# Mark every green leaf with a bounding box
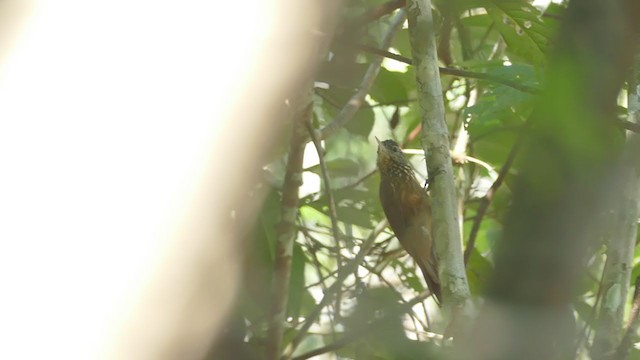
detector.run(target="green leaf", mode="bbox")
[467,217,502,256]
[393,28,412,58]
[287,244,307,319]
[460,14,493,27]
[471,130,518,168]
[257,188,281,262]
[396,259,425,293]
[629,347,640,360]
[466,249,493,294]
[464,65,537,133]
[370,68,409,104]
[306,158,361,178]
[482,0,552,65]
[345,104,375,137]
[336,205,373,228]
[316,76,375,138]
[316,60,368,89]
[574,300,595,326]
[291,334,325,358]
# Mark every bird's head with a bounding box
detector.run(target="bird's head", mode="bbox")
[376,138,408,170]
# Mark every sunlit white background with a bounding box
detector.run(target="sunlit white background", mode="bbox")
[0,0,319,358]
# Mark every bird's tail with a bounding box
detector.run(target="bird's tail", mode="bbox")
[417,257,442,305]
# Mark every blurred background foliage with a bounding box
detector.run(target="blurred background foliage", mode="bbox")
[210,1,640,359]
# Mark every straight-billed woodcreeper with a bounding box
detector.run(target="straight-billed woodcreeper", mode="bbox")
[376,138,442,303]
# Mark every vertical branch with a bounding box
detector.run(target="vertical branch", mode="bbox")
[307,121,344,323]
[266,99,313,360]
[405,0,473,327]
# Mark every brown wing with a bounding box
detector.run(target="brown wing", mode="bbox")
[379,180,409,239]
[404,222,442,303]
[380,180,442,303]
[413,192,442,303]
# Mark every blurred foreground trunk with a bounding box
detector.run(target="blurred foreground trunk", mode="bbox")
[461,1,640,359]
[592,48,640,359]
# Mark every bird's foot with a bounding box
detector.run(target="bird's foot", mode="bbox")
[423,168,445,190]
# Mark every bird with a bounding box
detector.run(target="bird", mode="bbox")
[376,138,442,303]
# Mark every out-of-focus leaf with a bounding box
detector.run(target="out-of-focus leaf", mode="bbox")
[316,60,368,89]
[468,217,502,256]
[258,188,281,262]
[307,158,361,178]
[631,261,640,287]
[300,204,331,228]
[490,184,513,218]
[287,244,307,319]
[289,334,325,358]
[337,205,373,228]
[393,27,412,57]
[306,199,373,228]
[327,158,360,177]
[238,187,280,326]
[390,107,400,129]
[629,347,640,360]
[346,105,375,137]
[482,0,552,66]
[342,287,436,359]
[461,13,493,27]
[310,186,380,224]
[575,270,598,297]
[574,300,595,327]
[299,288,317,316]
[466,249,493,294]
[335,187,374,204]
[464,64,536,139]
[316,80,375,138]
[472,130,517,168]
[370,68,408,104]
[396,260,425,293]
[481,62,541,89]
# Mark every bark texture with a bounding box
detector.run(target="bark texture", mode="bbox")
[405,0,473,332]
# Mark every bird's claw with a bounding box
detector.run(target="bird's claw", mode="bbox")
[423,168,445,190]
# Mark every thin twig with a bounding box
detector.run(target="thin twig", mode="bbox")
[617,118,640,133]
[319,10,406,140]
[283,220,389,358]
[359,262,429,335]
[266,102,313,360]
[306,120,345,323]
[348,0,405,28]
[292,290,432,360]
[299,226,336,288]
[471,23,495,58]
[575,256,609,357]
[463,126,525,264]
[614,275,640,359]
[299,224,339,334]
[355,43,540,94]
[299,167,376,205]
[367,98,417,108]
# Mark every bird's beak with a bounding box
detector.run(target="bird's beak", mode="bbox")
[375,136,388,158]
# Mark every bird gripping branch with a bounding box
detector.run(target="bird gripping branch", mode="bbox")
[376,138,442,304]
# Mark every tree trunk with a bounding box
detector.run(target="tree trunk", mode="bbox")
[405,0,474,334]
